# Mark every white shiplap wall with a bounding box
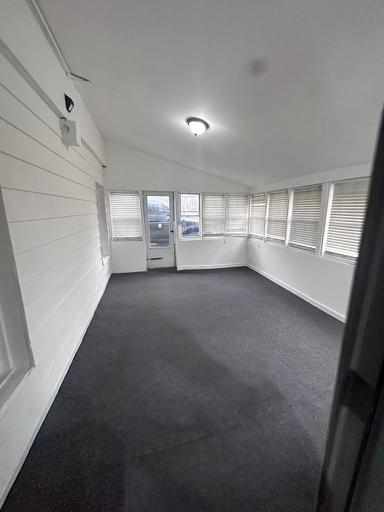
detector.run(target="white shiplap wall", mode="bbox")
[0,3,111,504]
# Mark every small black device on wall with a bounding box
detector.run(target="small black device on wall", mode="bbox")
[64,94,74,113]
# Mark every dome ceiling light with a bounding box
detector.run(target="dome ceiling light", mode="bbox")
[186,117,209,136]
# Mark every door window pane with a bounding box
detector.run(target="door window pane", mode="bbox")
[147,195,170,247]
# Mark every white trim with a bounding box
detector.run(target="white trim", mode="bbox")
[321,183,334,256]
[112,267,147,274]
[177,263,246,271]
[246,262,346,322]
[26,0,70,75]
[0,187,34,411]
[250,163,371,194]
[143,191,176,269]
[315,183,329,256]
[285,188,294,247]
[179,237,203,242]
[178,192,202,241]
[264,192,270,239]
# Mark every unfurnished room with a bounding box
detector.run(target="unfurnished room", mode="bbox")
[1,1,384,511]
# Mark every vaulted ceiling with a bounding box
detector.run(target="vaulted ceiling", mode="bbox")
[39,0,384,186]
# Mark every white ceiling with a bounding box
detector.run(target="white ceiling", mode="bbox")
[39,0,384,187]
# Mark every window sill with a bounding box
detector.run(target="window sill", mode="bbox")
[0,367,31,420]
[202,235,247,240]
[112,237,143,242]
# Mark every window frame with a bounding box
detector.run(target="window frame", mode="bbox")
[0,186,34,414]
[96,183,110,258]
[249,192,267,239]
[109,190,144,241]
[202,193,227,238]
[174,177,369,266]
[321,177,370,263]
[178,192,202,241]
[225,194,249,237]
[265,189,289,243]
[287,184,323,253]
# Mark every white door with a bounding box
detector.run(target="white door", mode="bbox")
[144,192,175,269]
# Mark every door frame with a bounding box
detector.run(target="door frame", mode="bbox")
[316,108,384,511]
[142,191,176,269]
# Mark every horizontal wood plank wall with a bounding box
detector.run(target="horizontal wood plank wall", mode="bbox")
[0,50,110,505]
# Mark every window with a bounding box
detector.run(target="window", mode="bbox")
[146,195,171,247]
[202,194,226,237]
[96,184,110,257]
[0,188,32,407]
[226,195,248,236]
[266,190,288,242]
[289,185,322,252]
[249,193,266,237]
[324,178,369,260]
[180,194,201,238]
[109,191,143,240]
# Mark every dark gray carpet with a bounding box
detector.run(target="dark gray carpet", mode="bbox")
[3,267,343,512]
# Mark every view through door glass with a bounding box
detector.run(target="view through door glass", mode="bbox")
[147,195,170,247]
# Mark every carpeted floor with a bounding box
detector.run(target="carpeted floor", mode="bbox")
[3,267,343,512]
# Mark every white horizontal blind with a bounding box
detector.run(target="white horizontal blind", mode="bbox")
[324,178,369,260]
[202,194,226,236]
[180,194,200,217]
[266,190,288,242]
[226,195,248,236]
[109,191,143,239]
[289,185,322,251]
[180,193,200,238]
[249,193,266,237]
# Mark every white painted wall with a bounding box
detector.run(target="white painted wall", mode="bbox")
[0,0,110,505]
[177,238,246,270]
[246,163,372,321]
[105,140,247,193]
[111,240,147,273]
[247,239,355,321]
[105,140,248,273]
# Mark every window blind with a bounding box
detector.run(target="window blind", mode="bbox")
[109,191,143,239]
[180,193,200,238]
[324,178,369,260]
[289,185,322,251]
[266,190,288,241]
[249,193,266,237]
[180,194,200,217]
[226,195,248,236]
[202,194,226,236]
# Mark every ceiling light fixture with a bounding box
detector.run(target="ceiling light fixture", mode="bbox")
[186,117,209,136]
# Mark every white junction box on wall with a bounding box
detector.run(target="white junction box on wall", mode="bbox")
[60,118,81,146]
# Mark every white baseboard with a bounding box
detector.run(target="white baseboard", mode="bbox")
[177,262,246,271]
[112,268,147,274]
[0,269,111,508]
[246,263,345,322]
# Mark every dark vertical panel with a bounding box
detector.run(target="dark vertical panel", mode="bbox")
[317,108,384,512]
